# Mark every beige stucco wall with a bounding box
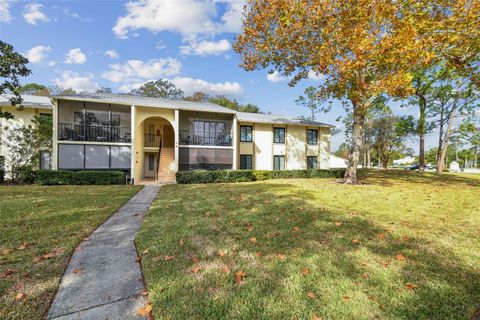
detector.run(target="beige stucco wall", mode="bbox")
[319,127,331,169]
[285,125,306,170]
[253,123,273,170]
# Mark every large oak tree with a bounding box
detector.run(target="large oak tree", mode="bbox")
[234,0,478,183]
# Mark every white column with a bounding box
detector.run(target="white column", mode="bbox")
[174,109,179,172]
[52,98,58,170]
[130,105,136,182]
[232,116,238,170]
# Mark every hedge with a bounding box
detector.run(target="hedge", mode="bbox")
[37,170,126,185]
[176,169,345,184]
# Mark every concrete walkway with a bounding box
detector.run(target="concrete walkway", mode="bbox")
[47,186,160,320]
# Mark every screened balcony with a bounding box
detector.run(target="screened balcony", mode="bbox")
[178,111,234,147]
[57,100,131,143]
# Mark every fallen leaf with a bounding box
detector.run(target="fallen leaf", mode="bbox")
[83,237,90,241]
[395,254,406,261]
[302,268,310,276]
[1,269,15,279]
[223,265,230,274]
[255,252,262,257]
[17,242,28,250]
[405,283,418,290]
[368,295,377,301]
[307,291,315,299]
[247,226,253,232]
[1,248,11,256]
[312,314,322,320]
[137,302,152,317]
[276,254,286,260]
[218,250,226,257]
[381,261,390,268]
[32,257,41,263]
[249,237,257,243]
[293,226,300,232]
[192,256,200,263]
[164,255,174,261]
[72,268,83,274]
[235,270,246,284]
[142,249,149,255]
[351,239,360,244]
[191,266,202,273]
[141,290,148,296]
[335,222,342,227]
[376,233,385,239]
[179,239,185,246]
[135,255,141,262]
[342,295,350,300]
[361,273,369,279]
[15,293,25,301]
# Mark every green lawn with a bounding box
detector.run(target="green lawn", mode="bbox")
[0,185,142,320]
[136,170,480,320]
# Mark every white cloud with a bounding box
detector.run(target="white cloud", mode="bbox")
[53,71,99,92]
[308,70,325,80]
[65,48,87,64]
[180,39,231,56]
[155,41,166,50]
[171,76,243,97]
[62,8,91,22]
[23,3,50,25]
[25,45,51,64]
[48,61,56,66]
[0,0,13,23]
[112,0,243,39]
[267,71,287,83]
[102,58,182,85]
[105,49,119,59]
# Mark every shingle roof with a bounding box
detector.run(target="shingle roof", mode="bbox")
[53,92,333,127]
[0,94,52,109]
[237,112,332,127]
[53,93,236,114]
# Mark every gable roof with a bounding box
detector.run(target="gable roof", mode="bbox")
[0,94,53,109]
[53,93,236,114]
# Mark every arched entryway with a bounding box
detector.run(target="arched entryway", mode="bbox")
[141,116,175,183]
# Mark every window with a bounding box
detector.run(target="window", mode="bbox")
[307,156,318,169]
[240,125,253,142]
[274,155,285,170]
[240,155,253,170]
[307,129,318,145]
[193,120,226,145]
[274,127,286,143]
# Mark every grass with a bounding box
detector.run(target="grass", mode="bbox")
[0,184,142,320]
[136,170,480,320]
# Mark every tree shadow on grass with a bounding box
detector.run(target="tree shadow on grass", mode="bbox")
[138,181,480,320]
[357,169,480,187]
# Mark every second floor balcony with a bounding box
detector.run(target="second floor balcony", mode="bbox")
[179,130,232,147]
[58,123,131,143]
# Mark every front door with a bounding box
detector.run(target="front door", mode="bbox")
[144,153,157,178]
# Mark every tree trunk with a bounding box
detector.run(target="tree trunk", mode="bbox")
[367,146,371,167]
[418,95,427,173]
[438,97,458,172]
[436,106,445,168]
[344,108,366,184]
[381,156,389,169]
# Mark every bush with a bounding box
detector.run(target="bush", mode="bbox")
[37,170,126,185]
[176,170,254,184]
[176,169,345,184]
[13,165,37,184]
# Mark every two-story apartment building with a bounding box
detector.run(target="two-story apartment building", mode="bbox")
[51,93,332,184]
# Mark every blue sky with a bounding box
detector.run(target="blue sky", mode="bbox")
[0,0,439,152]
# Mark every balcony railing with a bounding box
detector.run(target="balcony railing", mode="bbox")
[179,130,232,147]
[144,134,162,148]
[58,123,131,143]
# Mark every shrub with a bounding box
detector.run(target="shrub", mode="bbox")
[37,170,126,185]
[176,169,345,184]
[176,170,254,184]
[13,165,37,184]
